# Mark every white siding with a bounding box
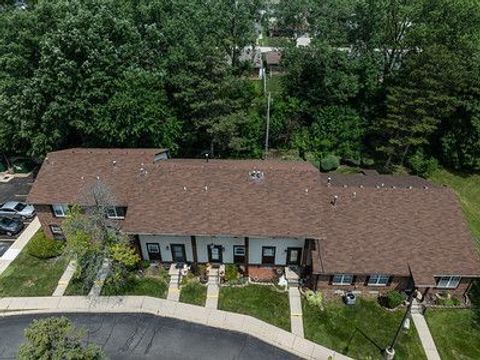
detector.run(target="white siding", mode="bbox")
[248,237,305,265]
[139,235,193,262]
[196,236,245,263]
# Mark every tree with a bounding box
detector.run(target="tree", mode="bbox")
[17,317,105,360]
[63,181,139,292]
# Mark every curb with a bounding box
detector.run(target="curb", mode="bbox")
[0,296,352,360]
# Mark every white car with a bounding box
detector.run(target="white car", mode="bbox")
[0,201,35,219]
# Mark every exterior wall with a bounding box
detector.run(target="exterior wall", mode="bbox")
[35,204,60,239]
[315,274,411,294]
[138,235,194,262]
[248,237,305,265]
[315,274,475,296]
[432,277,472,296]
[196,236,245,263]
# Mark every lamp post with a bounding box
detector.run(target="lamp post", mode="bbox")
[383,291,415,359]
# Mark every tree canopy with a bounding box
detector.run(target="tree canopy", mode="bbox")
[1,0,480,172]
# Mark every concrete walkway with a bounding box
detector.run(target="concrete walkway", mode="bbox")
[288,286,304,338]
[411,313,441,360]
[0,217,40,276]
[0,296,352,360]
[166,263,180,301]
[52,259,77,297]
[206,267,219,309]
[88,258,111,297]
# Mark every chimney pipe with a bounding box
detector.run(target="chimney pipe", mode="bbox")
[331,195,339,207]
[205,153,209,163]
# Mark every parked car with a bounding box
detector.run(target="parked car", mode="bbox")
[0,201,35,219]
[0,217,24,236]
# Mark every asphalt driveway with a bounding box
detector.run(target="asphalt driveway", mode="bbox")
[0,313,301,359]
[0,176,33,204]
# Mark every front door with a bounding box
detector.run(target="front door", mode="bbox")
[171,244,186,263]
[286,247,302,265]
[208,245,223,263]
[146,243,162,261]
[262,246,276,265]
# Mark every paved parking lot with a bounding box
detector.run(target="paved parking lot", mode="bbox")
[0,313,300,360]
[0,175,34,240]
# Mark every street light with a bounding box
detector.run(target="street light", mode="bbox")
[383,291,415,359]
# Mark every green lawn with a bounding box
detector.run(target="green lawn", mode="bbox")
[64,277,90,296]
[303,298,426,360]
[425,309,480,360]
[429,168,480,243]
[179,280,207,306]
[0,247,68,297]
[101,274,169,298]
[218,285,290,331]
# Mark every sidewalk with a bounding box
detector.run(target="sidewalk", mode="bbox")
[205,267,219,309]
[411,313,441,360]
[166,264,180,301]
[0,296,352,360]
[88,258,111,296]
[52,259,77,297]
[0,217,40,276]
[288,286,304,337]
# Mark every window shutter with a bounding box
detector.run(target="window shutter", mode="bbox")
[364,276,370,286]
[328,275,334,285]
[387,276,393,287]
[352,275,357,285]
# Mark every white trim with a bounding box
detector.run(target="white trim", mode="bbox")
[332,274,353,286]
[106,206,126,220]
[52,204,68,218]
[436,276,461,289]
[368,274,390,286]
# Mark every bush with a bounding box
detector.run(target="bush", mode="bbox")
[386,290,406,309]
[0,162,6,172]
[304,290,324,310]
[437,295,461,306]
[27,231,63,259]
[320,154,340,172]
[361,157,375,167]
[408,151,439,178]
[224,264,239,282]
[11,158,35,174]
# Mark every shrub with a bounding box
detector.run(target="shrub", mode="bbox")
[27,231,63,259]
[304,290,324,310]
[181,271,196,285]
[408,151,439,178]
[0,162,6,172]
[361,157,375,167]
[386,290,405,309]
[320,154,340,172]
[437,295,461,306]
[224,264,239,282]
[109,243,140,270]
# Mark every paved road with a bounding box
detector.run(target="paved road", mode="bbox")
[0,313,301,360]
[0,176,33,204]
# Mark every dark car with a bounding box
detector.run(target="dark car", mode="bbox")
[0,217,24,236]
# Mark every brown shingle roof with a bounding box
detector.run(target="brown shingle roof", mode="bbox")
[312,178,480,283]
[28,149,480,281]
[28,149,324,239]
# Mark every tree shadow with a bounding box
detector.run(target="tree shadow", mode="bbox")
[470,280,480,329]
[343,326,383,355]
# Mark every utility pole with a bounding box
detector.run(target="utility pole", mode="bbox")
[265,92,271,159]
[384,291,415,359]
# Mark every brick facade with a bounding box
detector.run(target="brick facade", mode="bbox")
[35,204,62,239]
[314,274,475,296]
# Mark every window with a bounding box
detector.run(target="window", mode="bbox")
[436,276,461,289]
[262,246,275,265]
[105,206,126,219]
[49,225,64,240]
[368,274,390,286]
[233,246,245,256]
[332,274,353,285]
[52,204,69,217]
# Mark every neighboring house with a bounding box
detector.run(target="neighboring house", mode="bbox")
[264,50,282,73]
[27,148,480,298]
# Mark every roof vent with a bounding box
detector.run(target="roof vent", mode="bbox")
[249,170,264,180]
[305,188,309,194]
[352,191,357,199]
[359,185,364,189]
[424,186,429,190]
[331,195,339,207]
[408,186,413,189]
[343,184,348,188]
[112,160,117,166]
[183,186,187,191]
[204,185,208,191]
[96,175,100,180]
[327,177,332,186]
